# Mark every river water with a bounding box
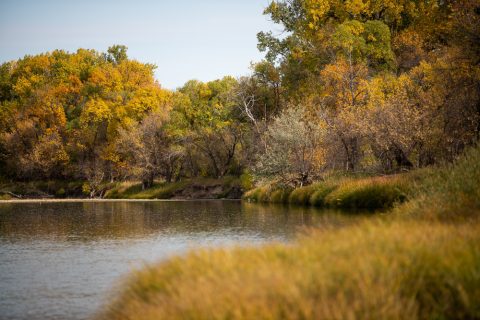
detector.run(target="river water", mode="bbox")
[0,200,354,320]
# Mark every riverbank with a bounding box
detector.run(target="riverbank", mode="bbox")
[0,176,245,201]
[1,170,428,209]
[100,146,480,319]
[243,169,431,210]
[0,198,242,203]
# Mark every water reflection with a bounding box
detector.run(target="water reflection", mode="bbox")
[0,200,358,320]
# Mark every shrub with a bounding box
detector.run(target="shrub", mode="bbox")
[55,188,66,197]
[239,172,254,191]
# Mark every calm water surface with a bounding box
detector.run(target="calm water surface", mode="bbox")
[0,200,355,320]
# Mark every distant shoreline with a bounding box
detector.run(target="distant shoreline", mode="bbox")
[0,198,242,204]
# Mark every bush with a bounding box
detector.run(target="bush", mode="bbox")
[239,172,254,191]
[55,188,66,197]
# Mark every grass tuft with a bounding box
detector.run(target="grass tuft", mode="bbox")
[324,175,409,210]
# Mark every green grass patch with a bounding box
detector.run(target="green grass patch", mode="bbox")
[0,180,84,198]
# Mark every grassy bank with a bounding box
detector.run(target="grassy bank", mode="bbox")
[0,180,85,200]
[243,170,430,210]
[100,146,480,320]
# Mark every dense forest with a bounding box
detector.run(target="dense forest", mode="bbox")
[0,0,479,196]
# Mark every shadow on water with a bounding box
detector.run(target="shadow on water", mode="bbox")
[0,200,362,320]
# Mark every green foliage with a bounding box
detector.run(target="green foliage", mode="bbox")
[331,19,394,69]
[239,172,254,191]
[106,45,128,64]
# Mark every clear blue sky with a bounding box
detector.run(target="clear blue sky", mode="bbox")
[0,0,277,89]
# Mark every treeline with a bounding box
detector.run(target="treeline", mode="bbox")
[0,0,479,194]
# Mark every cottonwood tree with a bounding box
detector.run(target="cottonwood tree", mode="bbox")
[173,78,246,178]
[116,111,183,189]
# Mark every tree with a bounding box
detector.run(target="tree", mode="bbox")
[116,111,182,189]
[255,105,326,186]
[173,77,246,178]
[106,45,128,64]
[318,58,368,171]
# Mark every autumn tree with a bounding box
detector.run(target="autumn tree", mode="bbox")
[173,77,246,178]
[116,111,182,189]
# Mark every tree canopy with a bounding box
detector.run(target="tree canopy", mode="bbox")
[1,0,479,190]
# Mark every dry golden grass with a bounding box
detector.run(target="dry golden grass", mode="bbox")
[100,220,480,320]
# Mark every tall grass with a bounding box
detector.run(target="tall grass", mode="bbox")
[244,171,426,210]
[309,183,338,207]
[288,183,321,205]
[101,147,480,320]
[101,221,480,320]
[396,145,480,221]
[324,175,409,209]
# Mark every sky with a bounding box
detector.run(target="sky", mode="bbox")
[0,0,278,89]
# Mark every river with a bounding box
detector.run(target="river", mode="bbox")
[0,200,355,320]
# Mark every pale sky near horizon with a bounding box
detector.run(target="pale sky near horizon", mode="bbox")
[0,0,278,89]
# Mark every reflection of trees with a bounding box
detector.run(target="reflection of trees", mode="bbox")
[0,201,361,242]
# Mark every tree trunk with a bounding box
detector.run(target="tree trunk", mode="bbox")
[142,173,154,190]
[393,146,413,169]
